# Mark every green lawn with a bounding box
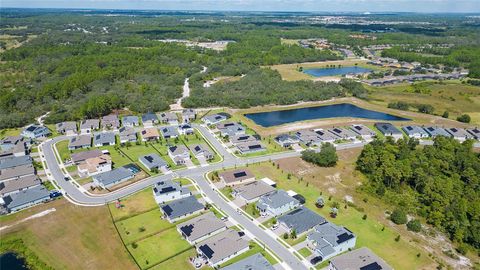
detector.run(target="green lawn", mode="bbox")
[127,227,192,269]
[116,209,174,244]
[56,140,71,162]
[285,234,307,246]
[109,188,158,222]
[0,127,22,138]
[219,186,234,200]
[241,203,260,218]
[150,249,199,270]
[298,247,312,257]
[219,241,277,268]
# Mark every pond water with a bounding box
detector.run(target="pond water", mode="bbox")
[303,66,372,77]
[0,252,29,270]
[244,103,410,127]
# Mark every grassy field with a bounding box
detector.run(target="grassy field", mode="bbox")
[298,247,313,257]
[0,127,22,138]
[367,80,480,125]
[239,159,435,270]
[116,208,174,244]
[0,199,137,270]
[150,248,199,270]
[109,188,158,221]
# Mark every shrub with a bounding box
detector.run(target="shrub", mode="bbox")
[395,235,401,242]
[457,114,471,123]
[390,208,408,225]
[283,233,289,239]
[442,111,449,118]
[362,214,367,220]
[407,219,422,232]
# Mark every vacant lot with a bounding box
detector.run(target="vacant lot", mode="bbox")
[116,209,174,244]
[0,199,136,270]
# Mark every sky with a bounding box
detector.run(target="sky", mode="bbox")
[2,0,480,13]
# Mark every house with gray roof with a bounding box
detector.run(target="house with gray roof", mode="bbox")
[328,127,357,141]
[139,154,168,172]
[0,175,41,197]
[0,156,32,170]
[424,126,451,138]
[101,115,120,130]
[314,129,339,144]
[0,136,26,151]
[160,126,179,139]
[257,189,300,217]
[71,149,103,164]
[2,185,50,212]
[328,247,393,270]
[182,109,196,123]
[295,130,322,146]
[153,179,191,204]
[446,127,473,142]
[122,115,139,127]
[68,135,92,150]
[466,127,480,140]
[21,124,51,140]
[56,121,77,135]
[232,180,275,204]
[119,127,137,144]
[158,112,179,125]
[189,144,214,160]
[203,114,227,125]
[307,222,356,262]
[219,169,256,187]
[142,113,158,127]
[274,134,300,148]
[374,123,403,141]
[178,123,194,135]
[0,164,35,182]
[168,145,190,165]
[220,253,274,270]
[160,195,204,222]
[217,122,246,138]
[236,141,266,154]
[92,167,135,188]
[278,206,326,235]
[402,125,429,138]
[196,229,249,267]
[93,132,116,147]
[231,134,257,145]
[80,119,100,134]
[350,124,376,140]
[177,212,227,244]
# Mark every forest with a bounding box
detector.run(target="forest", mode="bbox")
[356,137,480,250]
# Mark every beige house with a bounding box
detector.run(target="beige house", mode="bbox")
[78,154,112,177]
[219,169,255,186]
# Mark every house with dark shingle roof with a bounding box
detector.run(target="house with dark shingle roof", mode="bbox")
[189,144,214,160]
[139,154,168,172]
[402,125,429,138]
[68,135,92,150]
[307,222,356,262]
[0,175,41,197]
[92,167,135,188]
[122,115,139,127]
[257,189,300,217]
[160,126,179,139]
[153,179,190,204]
[119,127,137,144]
[219,169,255,187]
[0,156,32,170]
[196,229,249,267]
[2,185,50,212]
[142,113,158,127]
[349,124,376,140]
[177,212,227,244]
[278,206,326,234]
[220,253,275,270]
[80,119,100,134]
[21,125,51,140]
[374,123,403,141]
[56,121,77,135]
[93,132,116,147]
[182,109,196,123]
[329,247,393,270]
[160,195,204,223]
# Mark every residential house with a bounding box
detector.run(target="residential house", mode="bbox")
[466,127,480,140]
[68,135,92,150]
[178,123,194,135]
[92,167,135,189]
[232,180,275,204]
[101,115,120,130]
[295,130,322,146]
[77,154,112,177]
[2,185,50,212]
[328,247,393,270]
[328,128,357,141]
[71,149,103,164]
[217,122,246,138]
[177,212,227,244]
[80,119,100,134]
[278,206,326,234]
[182,109,196,123]
[274,134,300,147]
[350,124,376,140]
[0,136,26,151]
[140,127,160,142]
[159,112,179,125]
[152,179,191,204]
[168,145,190,165]
[446,127,473,142]
[424,126,451,138]
[307,222,356,262]
[314,129,339,144]
[196,229,249,267]
[160,195,204,223]
[139,154,168,172]
[119,127,137,144]
[219,169,255,187]
[93,132,116,147]
[402,125,429,139]
[0,164,35,182]
[161,126,180,139]
[236,141,266,154]
[230,134,257,145]
[122,116,139,127]
[220,253,274,270]
[189,144,214,161]
[0,175,41,197]
[21,125,51,139]
[374,123,403,140]
[0,156,32,170]
[55,121,77,135]
[202,114,227,125]
[0,137,27,158]
[142,113,158,127]
[256,190,300,217]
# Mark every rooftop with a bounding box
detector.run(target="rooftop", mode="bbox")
[278,206,326,234]
[329,247,393,270]
[71,149,103,163]
[219,169,255,184]
[3,185,50,210]
[0,156,32,170]
[220,253,274,270]
[69,135,92,148]
[197,229,249,266]
[233,180,275,201]
[93,132,116,145]
[140,154,168,169]
[374,123,402,135]
[0,175,41,196]
[257,189,299,210]
[160,196,204,220]
[93,167,135,187]
[177,212,226,242]
[153,179,189,197]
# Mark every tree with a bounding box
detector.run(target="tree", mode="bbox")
[283,233,289,239]
[290,229,297,239]
[457,114,471,123]
[442,111,449,118]
[390,208,408,225]
[301,143,338,167]
[407,219,422,232]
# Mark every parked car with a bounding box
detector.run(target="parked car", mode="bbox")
[310,256,323,265]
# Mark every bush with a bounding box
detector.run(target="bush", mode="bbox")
[301,143,338,167]
[442,111,449,118]
[457,114,471,123]
[390,208,408,225]
[395,235,401,242]
[388,101,409,111]
[407,219,422,232]
[283,233,289,239]
[456,243,468,255]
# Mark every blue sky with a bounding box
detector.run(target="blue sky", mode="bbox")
[2,0,480,13]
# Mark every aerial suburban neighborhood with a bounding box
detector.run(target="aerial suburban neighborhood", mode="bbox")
[1,3,480,270]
